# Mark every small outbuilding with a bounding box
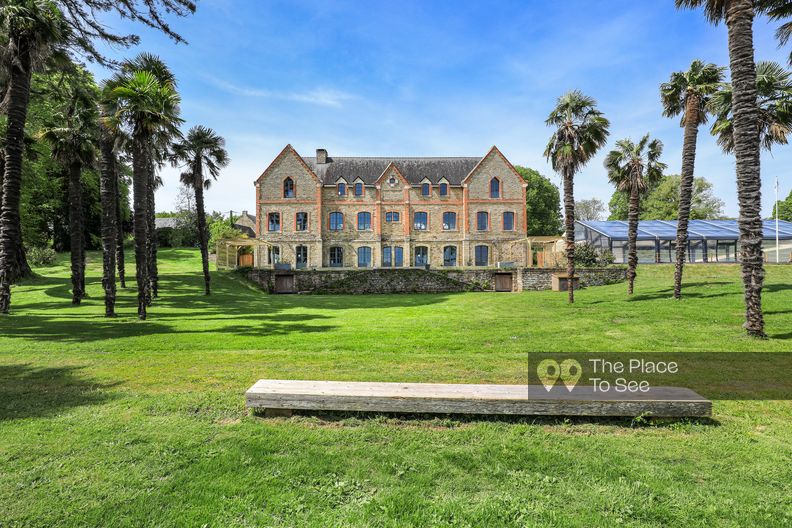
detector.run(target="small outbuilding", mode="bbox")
[575,219,792,264]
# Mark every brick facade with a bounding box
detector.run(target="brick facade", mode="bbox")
[253,145,530,269]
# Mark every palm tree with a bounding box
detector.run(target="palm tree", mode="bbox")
[544,90,610,303]
[709,61,792,151]
[660,60,725,300]
[39,92,98,304]
[765,1,792,66]
[115,168,128,288]
[172,126,230,295]
[109,70,181,319]
[0,0,67,313]
[676,0,775,337]
[98,104,119,316]
[605,135,666,294]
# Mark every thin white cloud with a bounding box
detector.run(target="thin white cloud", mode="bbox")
[204,76,356,108]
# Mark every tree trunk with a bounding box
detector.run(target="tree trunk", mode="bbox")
[563,168,575,303]
[673,94,701,299]
[99,126,117,316]
[727,0,766,337]
[194,171,211,295]
[132,138,150,319]
[0,39,33,313]
[68,162,84,304]
[627,185,640,295]
[147,165,158,300]
[115,165,126,288]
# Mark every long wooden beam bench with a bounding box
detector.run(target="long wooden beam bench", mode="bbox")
[245,380,711,418]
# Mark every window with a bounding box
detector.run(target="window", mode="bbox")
[268,246,280,265]
[382,246,392,267]
[490,178,500,198]
[385,211,400,223]
[443,246,457,267]
[357,211,371,230]
[283,177,295,198]
[414,211,428,230]
[421,183,430,196]
[329,247,343,267]
[477,211,489,231]
[296,245,308,269]
[329,212,343,231]
[475,245,489,266]
[268,212,280,232]
[503,211,515,231]
[442,212,456,231]
[414,246,428,267]
[296,212,308,231]
[357,246,372,267]
[337,182,346,196]
[439,183,448,196]
[394,246,403,267]
[354,182,363,196]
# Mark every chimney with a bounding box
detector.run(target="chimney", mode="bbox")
[241,210,248,217]
[316,148,328,164]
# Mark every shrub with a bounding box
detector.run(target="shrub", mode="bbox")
[28,246,57,267]
[208,222,246,254]
[573,242,614,267]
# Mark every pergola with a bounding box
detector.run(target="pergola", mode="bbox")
[215,238,271,270]
[525,236,564,268]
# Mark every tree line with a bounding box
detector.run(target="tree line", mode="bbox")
[0,0,230,320]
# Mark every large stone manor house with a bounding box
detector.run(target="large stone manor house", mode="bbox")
[252,145,530,269]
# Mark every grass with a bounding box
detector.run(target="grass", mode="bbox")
[1,248,791,527]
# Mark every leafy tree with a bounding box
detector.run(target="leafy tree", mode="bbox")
[641,175,724,220]
[660,59,725,300]
[575,198,606,221]
[605,134,666,295]
[514,166,562,235]
[773,189,792,220]
[172,125,230,295]
[676,0,783,337]
[544,90,610,303]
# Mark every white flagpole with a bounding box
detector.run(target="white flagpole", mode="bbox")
[776,175,780,264]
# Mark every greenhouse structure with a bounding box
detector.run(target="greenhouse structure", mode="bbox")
[575,220,792,264]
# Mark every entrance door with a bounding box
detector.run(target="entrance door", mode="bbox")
[494,273,513,292]
[274,274,295,294]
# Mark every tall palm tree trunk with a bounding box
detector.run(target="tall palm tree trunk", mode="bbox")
[563,168,576,303]
[68,162,84,303]
[194,172,211,295]
[99,129,117,316]
[132,139,150,319]
[727,0,765,337]
[0,40,33,314]
[627,185,640,295]
[147,167,158,300]
[115,167,126,288]
[673,95,701,299]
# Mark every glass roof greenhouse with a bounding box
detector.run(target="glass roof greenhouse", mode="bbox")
[575,220,792,264]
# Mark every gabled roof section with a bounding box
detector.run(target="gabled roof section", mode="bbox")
[375,162,410,186]
[461,145,523,185]
[255,144,320,185]
[304,155,480,185]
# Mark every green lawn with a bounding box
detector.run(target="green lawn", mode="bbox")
[1,249,791,527]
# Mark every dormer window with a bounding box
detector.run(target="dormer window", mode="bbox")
[439,183,448,196]
[490,178,500,199]
[338,182,346,196]
[421,183,430,196]
[354,182,363,196]
[283,177,295,198]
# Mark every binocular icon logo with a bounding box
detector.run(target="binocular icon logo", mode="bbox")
[537,359,582,392]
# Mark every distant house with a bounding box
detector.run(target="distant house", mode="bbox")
[233,211,256,238]
[154,217,180,230]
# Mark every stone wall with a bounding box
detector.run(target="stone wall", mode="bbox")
[246,266,626,294]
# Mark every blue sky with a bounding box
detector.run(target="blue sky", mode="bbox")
[90,0,791,218]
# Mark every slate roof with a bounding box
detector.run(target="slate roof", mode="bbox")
[301,156,481,186]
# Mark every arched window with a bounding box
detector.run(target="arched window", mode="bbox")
[475,245,489,266]
[413,211,428,230]
[490,178,500,198]
[421,183,431,196]
[354,182,364,196]
[329,212,344,231]
[357,246,372,267]
[439,183,448,196]
[415,246,429,266]
[443,246,457,267]
[357,211,371,230]
[283,177,295,198]
[329,246,343,267]
[337,182,346,196]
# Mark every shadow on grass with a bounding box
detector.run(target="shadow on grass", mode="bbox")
[253,409,721,428]
[0,363,120,421]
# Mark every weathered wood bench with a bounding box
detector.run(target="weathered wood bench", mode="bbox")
[245,380,711,417]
